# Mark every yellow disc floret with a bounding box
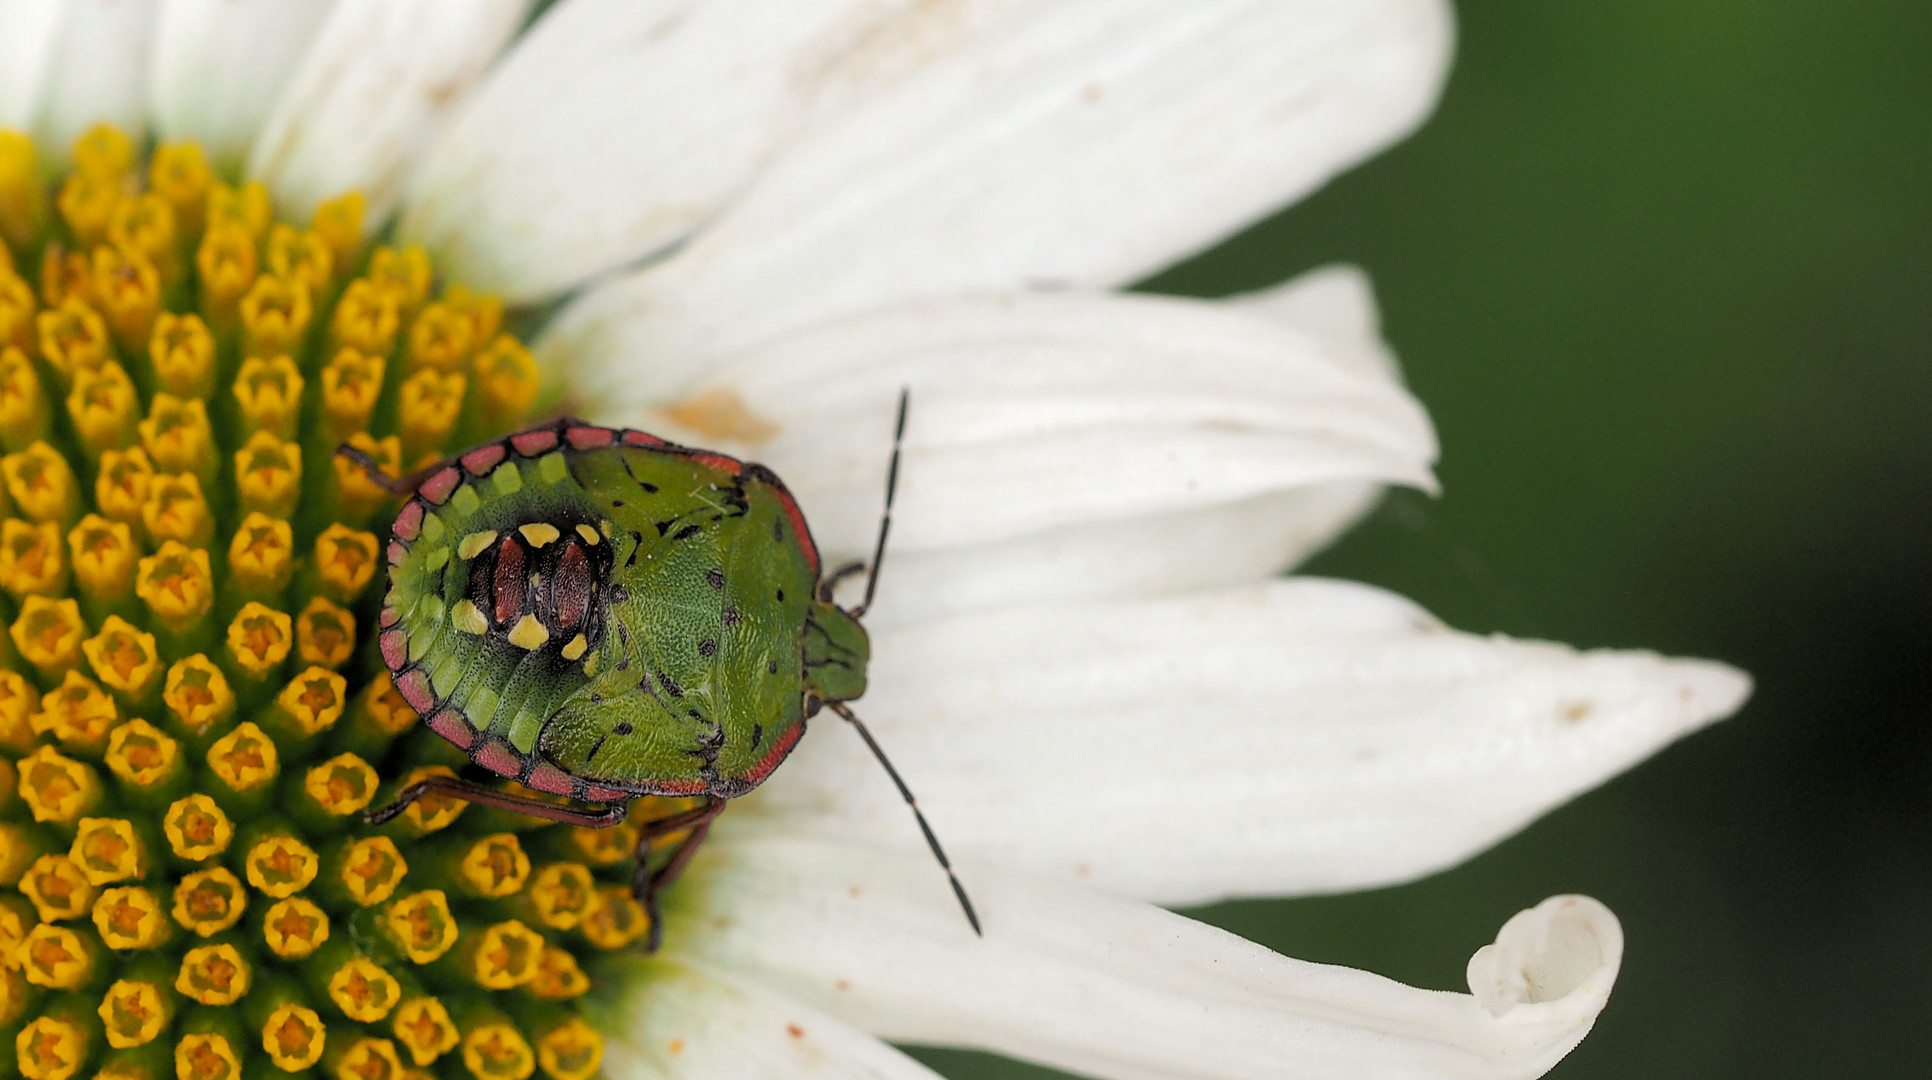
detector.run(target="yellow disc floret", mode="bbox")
[0,125,591,1080]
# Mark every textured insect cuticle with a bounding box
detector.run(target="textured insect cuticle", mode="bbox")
[0,124,608,1080]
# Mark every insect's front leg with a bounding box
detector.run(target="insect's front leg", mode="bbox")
[366,772,630,828]
[631,796,728,952]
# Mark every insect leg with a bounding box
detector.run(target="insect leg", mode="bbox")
[827,700,981,937]
[629,796,727,952]
[364,773,630,828]
[332,443,453,495]
[815,560,867,603]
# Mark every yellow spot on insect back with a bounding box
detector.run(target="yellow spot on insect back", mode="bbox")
[163,795,233,861]
[560,634,588,662]
[507,614,549,651]
[245,833,320,897]
[263,1002,328,1070]
[458,529,498,559]
[262,896,330,958]
[453,600,490,635]
[99,976,172,1046]
[518,522,561,548]
[175,941,251,1004]
[172,867,246,936]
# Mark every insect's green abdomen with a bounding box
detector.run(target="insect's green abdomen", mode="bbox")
[382,424,842,800]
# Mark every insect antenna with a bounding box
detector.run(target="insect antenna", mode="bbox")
[333,443,449,495]
[827,699,981,937]
[849,388,909,619]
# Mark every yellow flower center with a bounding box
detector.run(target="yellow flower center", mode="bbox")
[0,123,664,1080]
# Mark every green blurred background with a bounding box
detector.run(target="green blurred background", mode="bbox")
[914,2,1932,1078]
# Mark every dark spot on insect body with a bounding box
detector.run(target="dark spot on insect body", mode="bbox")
[613,722,633,736]
[609,585,630,605]
[750,723,763,748]
[775,588,784,602]
[673,523,702,541]
[639,482,658,494]
[610,499,625,507]
[772,519,783,542]
[660,673,683,697]
[687,709,702,720]
[722,607,741,629]
[493,536,528,624]
[615,659,629,671]
[698,639,717,657]
[653,519,674,537]
[767,660,778,674]
[705,568,724,589]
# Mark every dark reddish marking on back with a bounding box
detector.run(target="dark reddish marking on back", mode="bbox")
[492,536,526,625]
[393,501,424,541]
[475,740,521,779]
[566,426,614,450]
[427,708,477,750]
[511,429,558,456]
[461,443,507,475]
[552,542,592,630]
[418,467,461,504]
[395,669,436,714]
[525,762,575,795]
[683,450,743,475]
[733,721,805,792]
[622,429,666,447]
[379,628,408,670]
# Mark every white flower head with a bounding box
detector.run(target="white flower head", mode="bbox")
[0,2,1750,1079]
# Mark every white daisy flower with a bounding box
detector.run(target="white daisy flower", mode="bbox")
[0,2,1750,1080]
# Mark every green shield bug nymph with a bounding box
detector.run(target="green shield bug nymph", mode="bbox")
[342,393,978,949]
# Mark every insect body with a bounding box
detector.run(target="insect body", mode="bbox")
[351,399,976,947]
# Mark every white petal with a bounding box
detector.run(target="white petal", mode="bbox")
[0,0,65,129]
[545,0,1453,364]
[147,0,335,170]
[400,0,1000,303]
[746,578,1751,905]
[683,832,1622,1080]
[581,958,943,1080]
[1229,263,1403,381]
[34,0,158,163]
[590,291,1434,623]
[246,0,528,221]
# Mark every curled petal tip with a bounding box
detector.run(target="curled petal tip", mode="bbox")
[1467,894,1623,1020]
